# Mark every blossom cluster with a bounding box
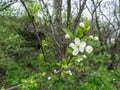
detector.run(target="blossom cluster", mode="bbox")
[64,22,98,56]
[69,38,93,56]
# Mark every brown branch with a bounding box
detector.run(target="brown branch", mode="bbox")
[40,0,65,74]
[0,0,18,11]
[6,84,22,90]
[99,8,116,30]
[20,0,53,74]
[40,0,61,49]
[71,0,87,32]
[67,0,71,28]
[91,0,103,14]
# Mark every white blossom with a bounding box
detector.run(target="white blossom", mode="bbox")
[68,70,72,76]
[94,36,99,40]
[89,35,94,39]
[79,22,85,27]
[113,78,115,81]
[65,34,70,39]
[53,70,59,74]
[82,55,87,58]
[69,38,86,56]
[85,45,93,53]
[77,58,83,62]
[48,77,51,80]
[54,70,56,72]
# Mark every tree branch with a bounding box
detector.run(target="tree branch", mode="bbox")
[20,0,53,74]
[71,0,87,32]
[0,0,18,11]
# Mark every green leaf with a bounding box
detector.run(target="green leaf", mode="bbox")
[75,27,83,38]
[26,5,32,11]
[61,58,68,69]
[42,40,48,47]
[32,3,40,16]
[67,48,72,54]
[0,87,5,90]
[68,76,74,84]
[40,54,44,60]
[64,28,74,39]
[57,82,64,90]
[84,18,90,31]
[61,58,67,65]
[75,18,90,38]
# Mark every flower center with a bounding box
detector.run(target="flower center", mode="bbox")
[76,45,80,48]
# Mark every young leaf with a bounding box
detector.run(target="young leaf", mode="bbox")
[64,28,74,39]
[61,58,68,69]
[84,18,90,31]
[40,54,44,60]
[32,3,40,16]
[75,27,83,38]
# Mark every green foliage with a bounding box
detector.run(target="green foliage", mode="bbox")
[0,87,5,90]
[26,1,40,22]
[21,79,38,90]
[0,1,120,90]
[18,20,119,90]
[0,13,35,88]
[64,18,90,39]
[0,19,22,71]
[75,18,90,38]
[0,49,13,69]
[77,68,117,90]
[39,54,44,60]
[4,66,30,85]
[26,2,40,17]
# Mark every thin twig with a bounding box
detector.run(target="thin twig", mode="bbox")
[40,0,61,49]
[6,84,22,90]
[71,0,87,32]
[0,0,18,11]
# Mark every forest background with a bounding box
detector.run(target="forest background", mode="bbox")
[0,0,120,90]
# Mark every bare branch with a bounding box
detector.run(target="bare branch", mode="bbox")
[0,0,18,11]
[6,84,22,90]
[71,0,87,32]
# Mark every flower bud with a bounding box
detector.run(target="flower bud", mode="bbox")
[79,22,85,27]
[48,77,51,80]
[94,36,99,40]
[85,45,93,53]
[65,34,70,39]
[82,55,87,58]
[77,58,83,62]
[89,35,94,39]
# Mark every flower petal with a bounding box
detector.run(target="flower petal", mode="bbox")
[72,49,79,56]
[79,42,86,53]
[69,43,75,49]
[85,45,93,53]
[74,38,80,45]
